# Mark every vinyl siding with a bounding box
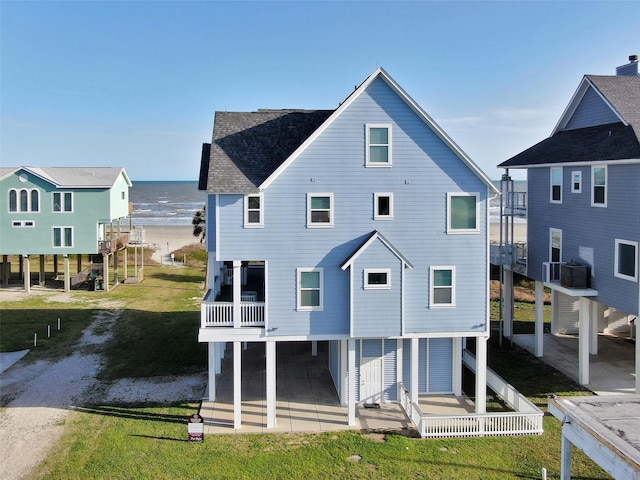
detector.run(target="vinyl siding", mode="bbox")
[212,76,490,337]
[527,164,640,315]
[565,87,620,130]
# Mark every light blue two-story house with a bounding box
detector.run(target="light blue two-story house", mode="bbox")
[198,68,502,431]
[498,56,640,390]
[0,166,132,291]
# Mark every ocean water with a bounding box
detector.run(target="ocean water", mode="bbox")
[129,179,524,226]
[130,181,206,226]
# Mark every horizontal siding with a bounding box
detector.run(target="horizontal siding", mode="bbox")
[527,165,640,314]
[213,76,490,336]
[565,87,619,130]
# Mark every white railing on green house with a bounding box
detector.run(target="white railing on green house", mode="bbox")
[398,350,543,438]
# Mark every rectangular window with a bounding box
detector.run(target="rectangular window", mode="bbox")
[447,193,478,233]
[550,167,562,203]
[53,227,73,247]
[297,268,323,310]
[550,228,562,263]
[571,171,582,193]
[430,267,455,307]
[615,239,638,281]
[53,192,73,212]
[374,193,393,220]
[244,194,264,227]
[592,166,607,206]
[366,124,391,166]
[307,193,333,227]
[364,269,391,289]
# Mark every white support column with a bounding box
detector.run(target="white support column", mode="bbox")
[578,297,590,385]
[410,338,419,404]
[233,261,242,328]
[266,341,276,428]
[311,340,317,357]
[347,338,356,426]
[535,281,545,357]
[503,269,513,338]
[233,341,242,429]
[589,300,598,355]
[475,336,487,414]
[63,255,70,292]
[208,342,217,401]
[452,337,462,396]
[560,433,572,480]
[23,255,30,293]
[396,339,403,402]
[215,342,223,375]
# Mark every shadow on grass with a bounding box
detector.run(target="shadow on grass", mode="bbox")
[74,404,194,425]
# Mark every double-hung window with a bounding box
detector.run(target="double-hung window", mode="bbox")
[364,269,391,289]
[430,266,455,307]
[53,227,73,248]
[447,193,478,233]
[550,167,562,203]
[374,193,393,220]
[297,268,323,311]
[307,193,333,227]
[366,124,391,166]
[615,239,638,282]
[592,165,607,206]
[53,192,73,212]
[244,193,264,227]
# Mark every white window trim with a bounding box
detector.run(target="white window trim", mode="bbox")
[8,188,39,213]
[571,171,582,193]
[591,165,607,207]
[447,192,479,234]
[364,268,391,290]
[550,167,563,204]
[307,193,334,228]
[52,226,74,248]
[550,228,562,263]
[244,193,264,228]
[12,220,36,228]
[615,239,638,282]
[365,124,392,167]
[373,192,394,220]
[430,266,456,308]
[53,191,74,213]
[296,267,324,311]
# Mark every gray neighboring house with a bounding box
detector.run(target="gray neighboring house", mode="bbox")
[498,56,640,389]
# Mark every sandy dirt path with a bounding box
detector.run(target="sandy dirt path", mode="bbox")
[0,302,205,480]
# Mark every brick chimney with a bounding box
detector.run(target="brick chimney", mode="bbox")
[616,55,639,76]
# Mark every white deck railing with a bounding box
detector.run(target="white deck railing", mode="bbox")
[398,350,543,438]
[201,301,265,328]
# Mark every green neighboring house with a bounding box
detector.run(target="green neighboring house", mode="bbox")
[0,166,133,291]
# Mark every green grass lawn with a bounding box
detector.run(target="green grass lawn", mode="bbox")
[2,267,612,479]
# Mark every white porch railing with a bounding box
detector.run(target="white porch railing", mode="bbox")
[398,350,543,438]
[201,301,265,328]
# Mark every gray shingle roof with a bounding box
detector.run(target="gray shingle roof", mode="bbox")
[500,75,640,168]
[202,109,334,193]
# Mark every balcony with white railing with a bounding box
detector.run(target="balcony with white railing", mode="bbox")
[398,350,543,438]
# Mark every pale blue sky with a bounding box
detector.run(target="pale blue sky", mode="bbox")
[2,1,638,181]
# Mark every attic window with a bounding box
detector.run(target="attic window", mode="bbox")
[366,125,392,166]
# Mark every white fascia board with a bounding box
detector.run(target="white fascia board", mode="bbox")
[552,77,627,135]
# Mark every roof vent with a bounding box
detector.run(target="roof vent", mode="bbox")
[616,54,639,76]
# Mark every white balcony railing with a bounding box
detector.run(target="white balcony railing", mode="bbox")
[201,301,265,328]
[398,350,543,438]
